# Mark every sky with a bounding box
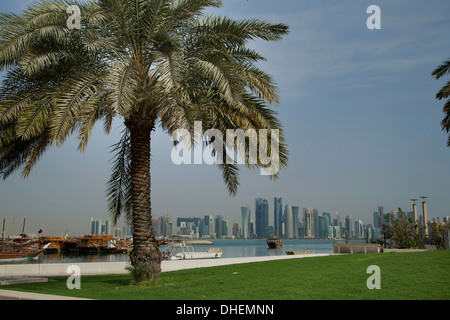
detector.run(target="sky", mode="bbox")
[0,0,449,236]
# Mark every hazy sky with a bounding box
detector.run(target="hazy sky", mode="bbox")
[0,0,449,236]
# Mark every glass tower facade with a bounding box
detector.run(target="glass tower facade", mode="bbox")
[274,197,282,238]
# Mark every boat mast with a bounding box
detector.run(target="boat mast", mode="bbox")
[1,218,5,241]
[21,218,26,250]
[21,218,26,238]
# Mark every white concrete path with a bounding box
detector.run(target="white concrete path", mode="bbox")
[1,253,331,277]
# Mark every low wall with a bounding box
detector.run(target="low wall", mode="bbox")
[333,243,380,254]
[0,254,331,277]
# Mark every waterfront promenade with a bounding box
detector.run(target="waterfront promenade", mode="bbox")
[1,253,331,277]
[0,253,331,300]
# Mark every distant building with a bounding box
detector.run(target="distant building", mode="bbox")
[303,208,314,238]
[90,218,112,235]
[354,219,364,239]
[241,206,251,239]
[255,198,269,238]
[322,212,332,238]
[332,225,341,239]
[292,206,299,238]
[345,215,353,239]
[222,220,229,238]
[274,197,282,238]
[215,215,223,239]
[232,222,241,239]
[203,215,215,238]
[113,227,122,238]
[284,204,293,238]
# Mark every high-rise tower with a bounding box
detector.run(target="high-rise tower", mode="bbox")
[284,204,293,238]
[255,198,269,238]
[241,206,251,239]
[274,197,282,237]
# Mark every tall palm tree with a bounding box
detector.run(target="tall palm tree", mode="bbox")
[0,0,288,282]
[432,58,450,146]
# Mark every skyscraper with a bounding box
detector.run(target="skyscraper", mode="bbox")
[284,204,293,238]
[255,198,269,238]
[355,219,364,239]
[232,223,241,238]
[304,207,314,238]
[203,215,214,238]
[90,218,95,235]
[215,215,223,239]
[292,206,299,238]
[313,209,319,237]
[345,215,353,239]
[274,197,282,238]
[222,220,229,238]
[322,212,332,238]
[376,206,384,230]
[90,218,107,235]
[241,206,251,239]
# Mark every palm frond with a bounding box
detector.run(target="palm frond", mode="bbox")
[432,58,450,80]
[433,58,450,147]
[106,129,132,225]
[105,62,140,117]
[436,81,450,100]
[50,75,100,145]
[16,96,53,140]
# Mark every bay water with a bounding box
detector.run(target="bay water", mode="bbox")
[0,239,365,265]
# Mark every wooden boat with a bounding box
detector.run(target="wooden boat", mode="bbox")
[70,235,130,254]
[285,250,315,255]
[0,243,50,261]
[38,236,74,253]
[267,237,283,248]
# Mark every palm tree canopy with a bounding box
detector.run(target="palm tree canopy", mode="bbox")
[0,0,290,282]
[432,58,450,146]
[0,0,289,222]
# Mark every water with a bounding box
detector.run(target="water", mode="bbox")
[0,239,364,265]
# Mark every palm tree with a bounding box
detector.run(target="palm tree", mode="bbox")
[0,0,288,282]
[432,58,450,146]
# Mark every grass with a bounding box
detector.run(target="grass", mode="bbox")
[2,250,450,300]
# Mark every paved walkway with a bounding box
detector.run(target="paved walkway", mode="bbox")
[0,289,91,300]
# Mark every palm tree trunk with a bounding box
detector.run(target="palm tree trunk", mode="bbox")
[126,117,162,282]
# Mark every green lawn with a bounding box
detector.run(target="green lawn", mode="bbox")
[3,251,450,300]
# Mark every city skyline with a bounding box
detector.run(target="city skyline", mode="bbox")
[1,1,449,236]
[89,198,447,239]
[0,187,445,237]
[149,198,446,240]
[6,194,446,239]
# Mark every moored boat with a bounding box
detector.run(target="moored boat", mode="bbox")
[68,235,131,254]
[163,240,222,260]
[0,243,50,261]
[285,250,315,255]
[267,237,283,248]
[156,237,169,246]
[38,236,74,253]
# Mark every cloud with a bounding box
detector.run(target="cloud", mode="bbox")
[245,1,450,102]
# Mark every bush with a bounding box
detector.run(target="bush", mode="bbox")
[428,218,450,249]
[382,209,423,249]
